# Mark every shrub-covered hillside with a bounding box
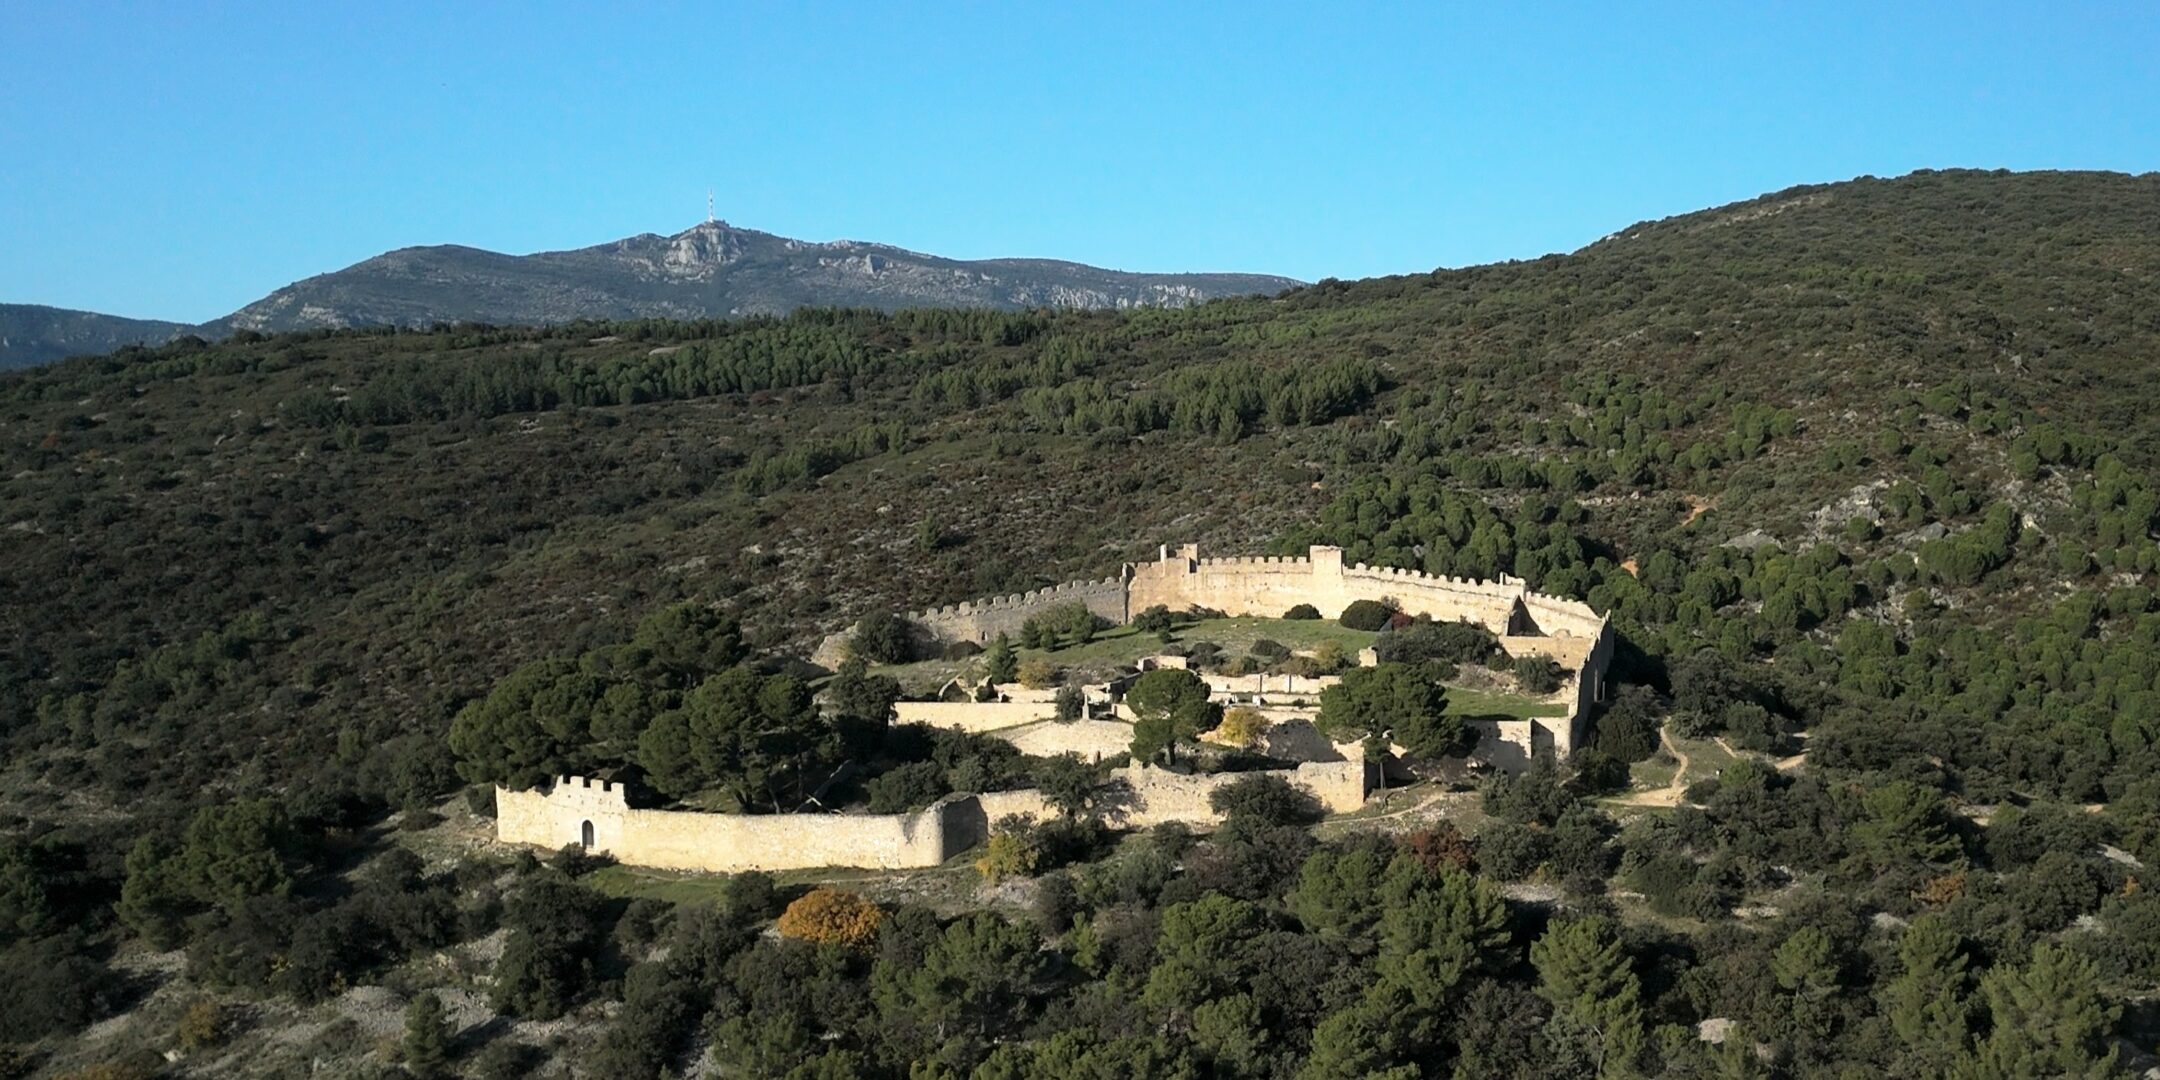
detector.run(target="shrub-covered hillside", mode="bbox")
[2,168,2159,1076]
[7,168,2159,808]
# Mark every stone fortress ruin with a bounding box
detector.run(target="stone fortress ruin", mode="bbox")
[497,543,1612,874]
[881,543,1615,765]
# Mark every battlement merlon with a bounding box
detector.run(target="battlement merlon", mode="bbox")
[1311,545,1344,576]
[543,775,631,810]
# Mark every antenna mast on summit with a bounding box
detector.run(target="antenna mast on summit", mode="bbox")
[706,191,715,224]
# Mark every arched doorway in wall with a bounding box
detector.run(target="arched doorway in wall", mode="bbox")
[580,820,595,849]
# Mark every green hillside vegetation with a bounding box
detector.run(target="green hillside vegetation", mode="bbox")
[1,169,2157,1074]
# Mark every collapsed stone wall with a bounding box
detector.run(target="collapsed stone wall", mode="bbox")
[1464,718,1542,772]
[975,788,1059,823]
[892,700,1055,733]
[1101,761,1371,829]
[997,719,1135,761]
[1199,672,1341,697]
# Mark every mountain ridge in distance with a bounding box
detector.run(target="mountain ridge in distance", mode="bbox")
[0,219,1304,369]
[0,303,192,371]
[208,219,1304,335]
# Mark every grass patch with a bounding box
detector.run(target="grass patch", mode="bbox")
[582,864,742,904]
[1628,752,1681,792]
[1603,731,1746,812]
[1443,687,1569,719]
[583,848,988,905]
[1671,734,1743,779]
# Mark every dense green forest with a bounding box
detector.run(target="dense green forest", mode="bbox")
[1,168,2158,1076]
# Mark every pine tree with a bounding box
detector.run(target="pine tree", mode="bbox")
[1532,916,1646,1078]
[401,991,453,1078]
[983,633,1018,685]
[1954,943,2118,1079]
[1375,863,1513,1011]
[1877,914,1972,1070]
[1770,926,1843,1050]
[1297,989,1419,1080]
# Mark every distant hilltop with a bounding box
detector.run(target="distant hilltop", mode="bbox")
[0,219,1302,369]
[210,219,1302,335]
[0,303,192,371]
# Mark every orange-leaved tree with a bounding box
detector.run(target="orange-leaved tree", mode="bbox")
[776,887,885,951]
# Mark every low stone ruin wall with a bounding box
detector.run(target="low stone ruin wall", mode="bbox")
[892,700,1056,733]
[997,719,1135,761]
[1100,761,1371,829]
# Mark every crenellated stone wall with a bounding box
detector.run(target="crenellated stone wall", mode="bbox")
[912,575,1130,646]
[496,777,993,874]
[496,760,1375,874]
[944,761,1372,832]
[1124,543,1535,634]
[1122,543,1612,764]
[829,541,1615,771]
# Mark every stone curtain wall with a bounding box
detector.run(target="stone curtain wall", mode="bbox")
[497,761,1376,874]
[910,576,1130,646]
[496,777,983,873]
[1128,546,1336,617]
[841,541,1614,771]
[1519,589,1609,639]
[821,544,1612,704]
[1125,545,1531,632]
[1122,546,1615,762]
[1336,565,1529,633]
[944,762,1371,832]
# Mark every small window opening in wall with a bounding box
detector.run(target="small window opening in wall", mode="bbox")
[580,820,595,849]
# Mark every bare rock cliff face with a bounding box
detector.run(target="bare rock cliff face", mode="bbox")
[209,220,1301,333]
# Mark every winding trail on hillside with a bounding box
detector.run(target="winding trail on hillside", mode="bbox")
[1353,787,1459,825]
[1610,729,1692,808]
[1316,785,1473,837]
[1715,734,1810,773]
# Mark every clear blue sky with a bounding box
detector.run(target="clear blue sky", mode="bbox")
[2,2,2155,322]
